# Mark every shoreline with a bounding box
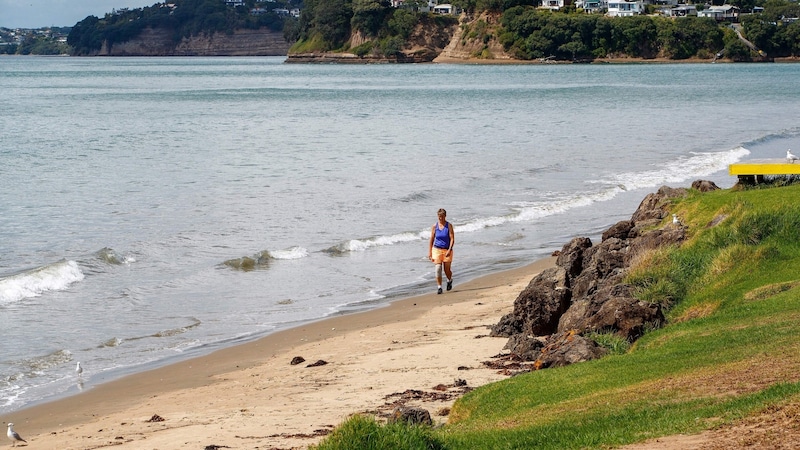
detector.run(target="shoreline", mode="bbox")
[5,256,557,449]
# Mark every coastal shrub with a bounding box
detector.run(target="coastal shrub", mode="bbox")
[388,9,418,39]
[311,414,445,450]
[587,331,631,354]
[380,36,404,56]
[626,248,683,308]
[353,40,375,56]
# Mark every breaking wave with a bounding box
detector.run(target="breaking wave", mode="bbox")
[0,260,85,305]
[323,231,425,255]
[223,246,309,271]
[597,146,750,191]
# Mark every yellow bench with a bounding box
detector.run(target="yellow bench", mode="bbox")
[729,159,800,183]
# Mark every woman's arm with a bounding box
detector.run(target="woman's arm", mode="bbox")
[428,225,436,260]
[446,223,454,255]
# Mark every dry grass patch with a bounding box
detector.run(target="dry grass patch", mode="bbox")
[745,281,800,302]
[673,302,719,323]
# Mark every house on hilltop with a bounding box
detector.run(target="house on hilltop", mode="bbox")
[540,0,570,11]
[575,0,605,13]
[607,0,644,16]
[698,4,740,21]
[667,5,698,16]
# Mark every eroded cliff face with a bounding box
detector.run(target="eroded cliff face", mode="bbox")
[286,14,458,63]
[286,12,513,64]
[98,27,291,56]
[434,12,512,62]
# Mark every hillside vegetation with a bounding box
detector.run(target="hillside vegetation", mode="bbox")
[68,0,291,56]
[312,181,800,449]
[292,0,800,61]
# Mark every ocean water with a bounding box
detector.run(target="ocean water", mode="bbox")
[2,56,799,413]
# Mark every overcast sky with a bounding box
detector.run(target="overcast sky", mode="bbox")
[1,0,157,29]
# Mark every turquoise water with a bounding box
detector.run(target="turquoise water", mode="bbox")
[1,56,799,412]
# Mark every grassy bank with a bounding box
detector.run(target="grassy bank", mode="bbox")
[313,182,800,449]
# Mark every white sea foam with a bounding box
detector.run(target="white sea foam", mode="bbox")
[329,232,423,253]
[597,147,751,191]
[0,260,85,305]
[270,246,310,260]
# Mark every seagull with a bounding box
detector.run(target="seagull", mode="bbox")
[787,149,799,163]
[672,214,681,225]
[76,361,83,377]
[7,423,26,447]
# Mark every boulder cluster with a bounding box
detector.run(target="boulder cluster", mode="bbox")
[490,181,719,369]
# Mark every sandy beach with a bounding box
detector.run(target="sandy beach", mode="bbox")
[3,257,556,450]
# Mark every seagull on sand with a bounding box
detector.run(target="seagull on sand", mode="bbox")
[787,149,799,163]
[7,423,27,447]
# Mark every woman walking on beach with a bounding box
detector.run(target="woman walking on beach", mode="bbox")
[428,208,455,294]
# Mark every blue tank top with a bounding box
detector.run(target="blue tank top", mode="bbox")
[434,222,451,249]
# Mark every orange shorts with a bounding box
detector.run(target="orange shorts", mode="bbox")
[431,247,453,264]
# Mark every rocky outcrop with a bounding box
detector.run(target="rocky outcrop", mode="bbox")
[491,183,702,368]
[434,11,514,62]
[98,27,291,56]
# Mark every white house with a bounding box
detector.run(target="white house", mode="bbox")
[667,5,697,16]
[541,0,568,11]
[392,0,437,12]
[607,0,644,16]
[433,3,458,14]
[698,4,740,21]
[576,0,605,13]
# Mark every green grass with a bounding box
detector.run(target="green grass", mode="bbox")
[312,183,800,449]
[310,414,446,450]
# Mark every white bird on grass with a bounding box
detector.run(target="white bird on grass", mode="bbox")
[787,149,799,163]
[672,214,681,226]
[7,423,27,447]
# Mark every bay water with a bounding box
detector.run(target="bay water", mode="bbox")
[2,56,799,413]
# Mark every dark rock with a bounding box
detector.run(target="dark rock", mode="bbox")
[556,299,591,333]
[503,334,545,360]
[627,227,686,263]
[557,284,632,333]
[290,356,305,365]
[491,184,708,368]
[390,407,433,426]
[555,237,592,278]
[490,312,523,338]
[571,238,628,299]
[585,297,664,341]
[306,360,328,367]
[630,186,688,223]
[534,331,608,369]
[692,179,720,192]
[602,220,634,242]
[499,267,571,337]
